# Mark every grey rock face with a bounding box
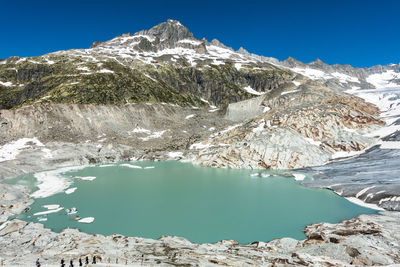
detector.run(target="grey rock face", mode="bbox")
[192,82,383,170]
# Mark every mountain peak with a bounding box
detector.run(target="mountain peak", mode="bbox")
[135,19,193,44]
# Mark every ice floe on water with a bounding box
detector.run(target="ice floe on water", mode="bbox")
[98,164,115,167]
[78,217,95,223]
[33,207,64,216]
[43,204,60,210]
[144,166,155,169]
[31,166,87,198]
[75,176,96,181]
[65,187,77,194]
[120,163,142,169]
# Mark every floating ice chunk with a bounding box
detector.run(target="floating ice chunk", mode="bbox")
[98,164,114,168]
[34,207,63,216]
[43,204,60,210]
[120,163,142,169]
[293,173,306,181]
[65,187,77,194]
[75,176,96,181]
[67,207,78,215]
[38,217,47,222]
[32,166,86,198]
[78,217,95,223]
[144,166,155,169]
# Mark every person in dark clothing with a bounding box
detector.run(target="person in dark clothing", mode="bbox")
[61,258,65,267]
[69,259,74,267]
[85,256,89,265]
[92,255,96,264]
[36,258,40,267]
[78,258,82,266]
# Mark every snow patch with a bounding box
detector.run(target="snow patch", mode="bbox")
[243,85,264,95]
[0,81,13,87]
[293,173,306,181]
[185,114,195,119]
[139,130,167,141]
[168,151,183,159]
[281,89,300,96]
[380,141,400,149]
[0,137,44,162]
[356,186,375,198]
[345,197,384,211]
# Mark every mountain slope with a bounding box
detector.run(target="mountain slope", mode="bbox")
[0,19,296,109]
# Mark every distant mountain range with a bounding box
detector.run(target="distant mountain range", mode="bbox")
[0,19,399,109]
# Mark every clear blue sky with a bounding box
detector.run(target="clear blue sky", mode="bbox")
[1,0,399,67]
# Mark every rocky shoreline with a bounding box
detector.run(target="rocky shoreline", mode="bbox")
[0,137,399,266]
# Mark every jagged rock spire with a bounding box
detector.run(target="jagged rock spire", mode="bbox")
[135,19,194,45]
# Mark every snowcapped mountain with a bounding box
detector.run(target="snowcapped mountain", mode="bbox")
[0,19,399,110]
[278,57,400,90]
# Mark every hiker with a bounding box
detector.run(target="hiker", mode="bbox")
[36,258,41,267]
[92,255,96,264]
[85,256,89,265]
[69,259,74,267]
[61,258,65,267]
[78,258,82,266]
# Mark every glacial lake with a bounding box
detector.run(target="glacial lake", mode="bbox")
[10,161,377,244]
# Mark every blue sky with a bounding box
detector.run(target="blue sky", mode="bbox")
[1,0,399,67]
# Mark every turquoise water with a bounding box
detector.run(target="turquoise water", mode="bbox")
[10,161,377,244]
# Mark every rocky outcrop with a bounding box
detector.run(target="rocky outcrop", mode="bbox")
[191,82,384,169]
[0,211,398,266]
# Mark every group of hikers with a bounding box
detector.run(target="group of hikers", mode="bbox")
[35,256,97,267]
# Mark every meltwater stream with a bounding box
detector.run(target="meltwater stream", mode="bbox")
[10,161,376,244]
